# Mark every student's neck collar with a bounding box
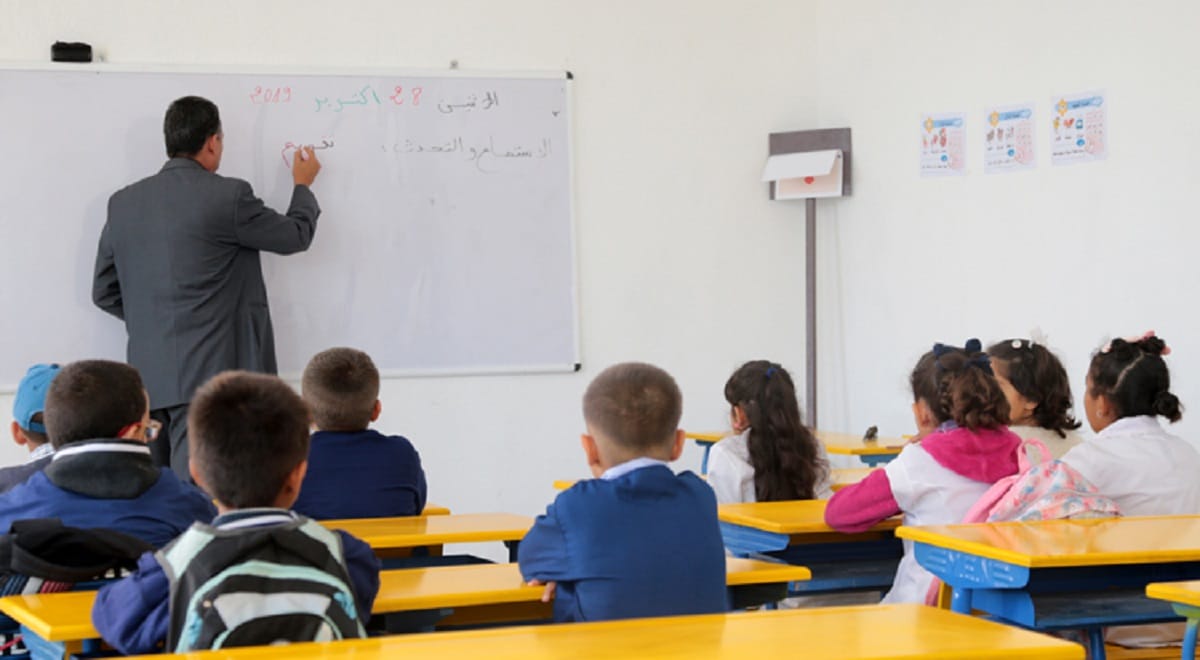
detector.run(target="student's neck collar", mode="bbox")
[600,456,670,481]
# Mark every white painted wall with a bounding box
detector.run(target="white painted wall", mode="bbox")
[0,0,820,538]
[810,0,1200,449]
[7,1,1194,542]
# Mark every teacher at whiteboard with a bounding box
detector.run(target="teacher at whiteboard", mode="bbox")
[92,95,322,482]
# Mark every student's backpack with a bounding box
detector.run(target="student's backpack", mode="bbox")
[0,517,152,594]
[158,515,366,653]
[0,519,153,657]
[924,438,1121,605]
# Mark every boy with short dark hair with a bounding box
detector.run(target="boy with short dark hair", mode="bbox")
[93,371,380,655]
[0,364,61,493]
[518,362,726,622]
[0,360,214,545]
[292,347,426,519]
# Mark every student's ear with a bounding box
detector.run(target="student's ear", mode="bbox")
[189,459,210,494]
[580,434,603,478]
[370,400,382,423]
[669,429,685,461]
[911,400,938,434]
[11,421,28,448]
[730,406,749,433]
[276,460,309,509]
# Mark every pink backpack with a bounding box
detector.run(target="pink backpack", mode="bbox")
[924,438,1121,605]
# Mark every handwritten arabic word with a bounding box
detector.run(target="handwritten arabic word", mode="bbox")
[314,85,382,113]
[381,136,552,173]
[436,91,500,114]
[280,137,336,167]
[389,86,424,107]
[250,86,292,104]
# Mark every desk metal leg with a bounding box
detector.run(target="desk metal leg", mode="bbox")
[1086,627,1106,660]
[1183,617,1197,660]
[698,443,713,475]
[505,540,521,562]
[950,587,972,615]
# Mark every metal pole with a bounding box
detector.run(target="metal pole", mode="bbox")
[805,198,817,428]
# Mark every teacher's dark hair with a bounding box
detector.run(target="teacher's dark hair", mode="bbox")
[44,360,147,449]
[164,96,221,158]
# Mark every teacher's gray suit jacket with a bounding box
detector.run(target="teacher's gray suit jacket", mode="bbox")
[93,158,319,408]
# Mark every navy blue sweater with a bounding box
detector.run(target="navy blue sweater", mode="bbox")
[292,429,427,520]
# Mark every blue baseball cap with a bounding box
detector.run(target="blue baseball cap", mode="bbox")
[13,364,61,434]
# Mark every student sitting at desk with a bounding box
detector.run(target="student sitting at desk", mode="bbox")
[1062,332,1200,649]
[0,363,61,493]
[292,347,426,519]
[519,362,726,622]
[986,338,1083,458]
[825,340,1021,604]
[92,371,380,655]
[707,360,831,504]
[0,360,215,547]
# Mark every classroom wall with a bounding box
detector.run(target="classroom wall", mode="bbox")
[809,0,1200,448]
[0,0,819,535]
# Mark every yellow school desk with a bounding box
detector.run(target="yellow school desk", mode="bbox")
[421,503,451,516]
[687,430,904,473]
[898,515,1200,660]
[1145,580,1200,660]
[122,604,1083,659]
[1,558,811,653]
[322,512,532,560]
[718,500,902,595]
[815,430,905,466]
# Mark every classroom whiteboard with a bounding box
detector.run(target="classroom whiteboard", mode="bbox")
[0,65,577,388]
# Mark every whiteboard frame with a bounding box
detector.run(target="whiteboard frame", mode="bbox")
[0,62,581,389]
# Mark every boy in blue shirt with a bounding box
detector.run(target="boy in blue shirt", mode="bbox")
[519,362,726,622]
[93,371,381,654]
[0,360,214,546]
[0,363,61,493]
[292,347,426,519]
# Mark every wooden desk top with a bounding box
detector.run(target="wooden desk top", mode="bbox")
[897,515,1200,568]
[322,513,533,549]
[718,500,900,534]
[686,430,905,457]
[124,604,1082,659]
[830,467,877,491]
[816,431,906,456]
[1146,580,1200,609]
[2,559,810,644]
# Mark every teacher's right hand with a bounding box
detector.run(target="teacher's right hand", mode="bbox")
[292,146,321,187]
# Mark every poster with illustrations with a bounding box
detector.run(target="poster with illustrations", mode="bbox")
[1051,91,1107,165]
[984,104,1036,174]
[920,113,966,177]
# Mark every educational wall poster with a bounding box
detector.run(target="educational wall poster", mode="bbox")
[1051,91,1107,165]
[920,113,966,177]
[984,104,1036,174]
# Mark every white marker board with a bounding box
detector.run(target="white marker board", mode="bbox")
[0,65,577,388]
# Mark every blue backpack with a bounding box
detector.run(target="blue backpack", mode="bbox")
[157,515,366,652]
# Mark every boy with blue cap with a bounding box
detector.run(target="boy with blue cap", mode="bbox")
[0,364,61,493]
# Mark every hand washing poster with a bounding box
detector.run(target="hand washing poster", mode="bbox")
[920,113,966,177]
[984,104,1036,174]
[1051,91,1107,165]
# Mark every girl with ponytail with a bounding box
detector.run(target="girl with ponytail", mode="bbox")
[1062,331,1200,517]
[707,361,830,503]
[1062,332,1200,649]
[825,339,1023,604]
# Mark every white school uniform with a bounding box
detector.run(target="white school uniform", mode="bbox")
[1008,425,1083,460]
[706,430,833,504]
[881,444,995,604]
[1061,415,1200,648]
[1062,416,1200,516]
